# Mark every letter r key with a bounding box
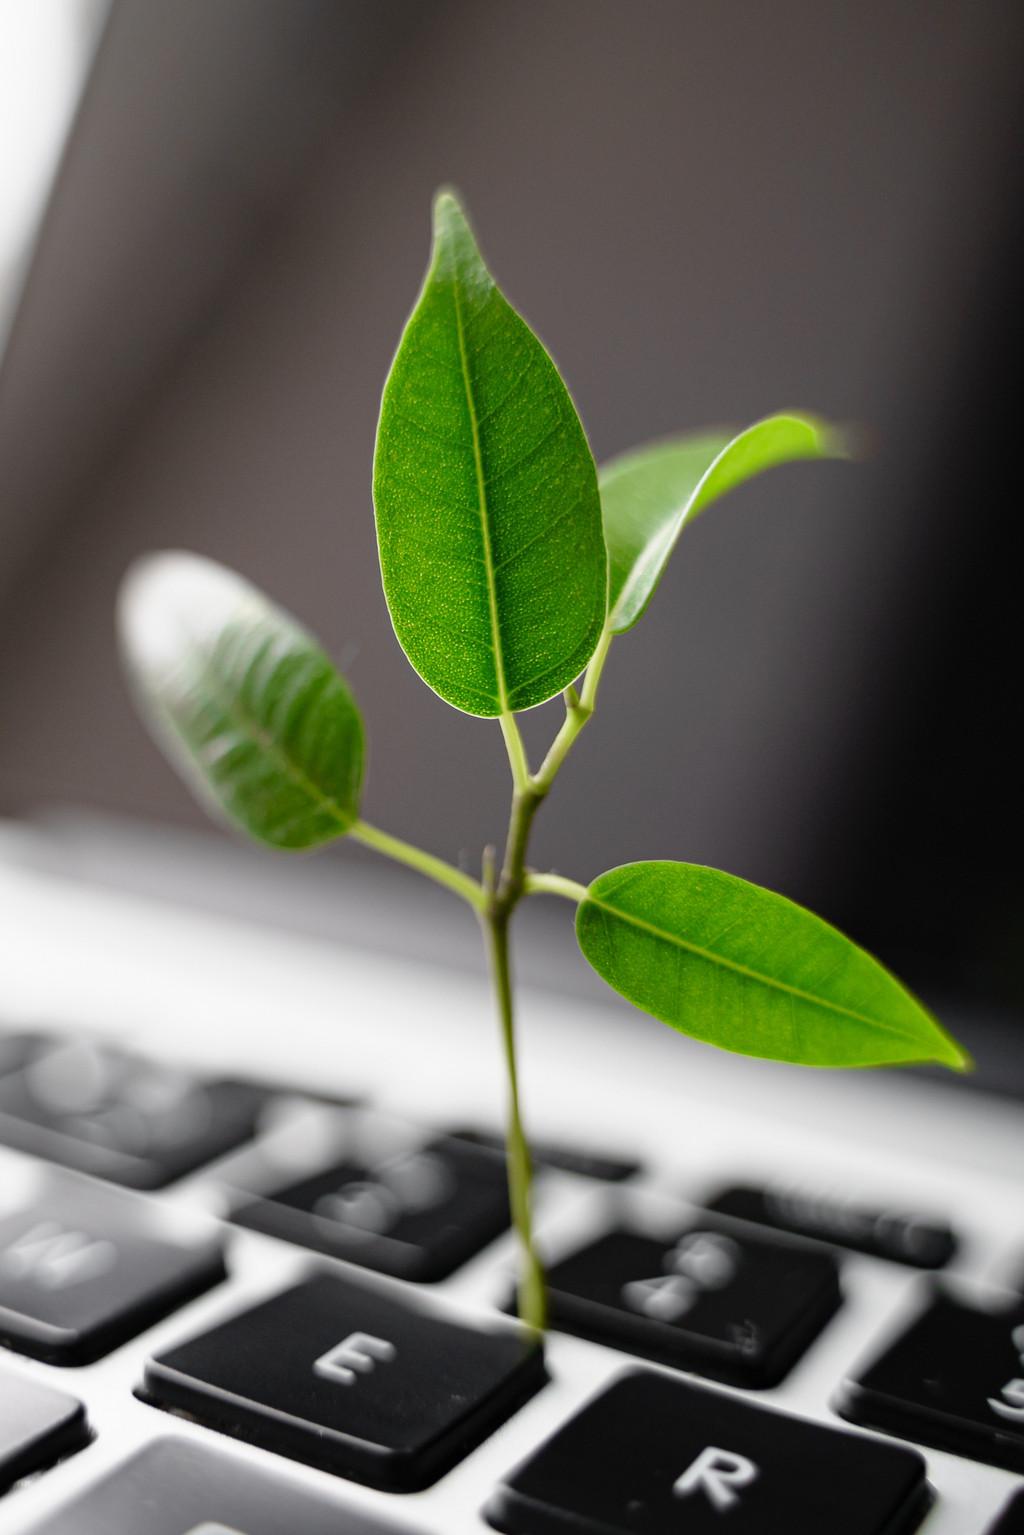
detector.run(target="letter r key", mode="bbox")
[673,1444,760,1511]
[484,1369,930,1534]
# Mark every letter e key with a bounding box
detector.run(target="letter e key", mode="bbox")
[313,1331,396,1386]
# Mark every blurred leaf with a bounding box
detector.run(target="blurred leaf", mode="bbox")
[601,412,848,633]
[373,189,607,717]
[119,552,364,850]
[575,861,968,1069]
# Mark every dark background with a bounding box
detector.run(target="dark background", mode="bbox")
[0,1,1021,1026]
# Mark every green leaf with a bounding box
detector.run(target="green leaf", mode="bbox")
[575,861,969,1070]
[118,552,364,851]
[373,189,607,717]
[600,412,848,633]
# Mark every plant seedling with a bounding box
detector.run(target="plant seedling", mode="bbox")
[118,189,969,1332]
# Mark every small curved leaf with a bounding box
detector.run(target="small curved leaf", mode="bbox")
[576,861,968,1070]
[118,551,364,851]
[373,189,607,717]
[601,412,849,633]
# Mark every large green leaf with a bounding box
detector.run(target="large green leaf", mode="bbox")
[600,412,848,633]
[373,190,607,717]
[575,861,968,1069]
[118,552,364,850]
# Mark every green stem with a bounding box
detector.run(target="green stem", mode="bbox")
[533,625,613,791]
[483,906,546,1331]
[482,629,613,1330]
[350,819,485,911]
[499,710,531,792]
[580,624,614,713]
[524,871,588,903]
[484,781,546,1328]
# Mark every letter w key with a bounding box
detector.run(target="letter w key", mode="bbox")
[1,1222,117,1289]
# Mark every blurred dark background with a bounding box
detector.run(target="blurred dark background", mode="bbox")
[0,1,1021,1028]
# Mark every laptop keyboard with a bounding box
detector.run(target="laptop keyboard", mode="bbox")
[141,1270,545,1492]
[231,1135,512,1281]
[540,1221,841,1387]
[988,1491,1024,1533]
[837,1289,1024,1474]
[484,1369,931,1534]
[0,1038,276,1189]
[0,1371,88,1498]
[18,1438,407,1534]
[0,1028,1021,1534]
[704,1183,959,1268]
[0,1174,224,1366]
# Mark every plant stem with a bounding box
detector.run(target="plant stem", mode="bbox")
[360,638,611,1329]
[483,905,546,1331]
[353,804,552,1332]
[499,709,531,793]
[352,798,550,1330]
[482,634,616,1330]
[351,656,605,1335]
[482,781,546,1329]
[533,625,613,791]
[350,819,485,911]
[524,872,589,903]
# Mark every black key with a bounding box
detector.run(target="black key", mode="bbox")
[987,1490,1024,1533]
[0,1032,48,1078]
[0,1173,224,1364]
[0,1039,273,1187]
[838,1287,1024,1472]
[450,1127,641,1183]
[23,1437,415,1534]
[544,1220,840,1387]
[233,1135,510,1280]
[0,1364,88,1493]
[140,1270,546,1491]
[485,1368,930,1535]
[707,1182,956,1268]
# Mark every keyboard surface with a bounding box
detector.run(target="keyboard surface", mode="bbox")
[0,821,1022,1533]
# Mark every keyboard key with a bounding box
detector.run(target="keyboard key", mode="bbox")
[987,1490,1024,1533]
[544,1220,840,1386]
[141,1270,546,1490]
[233,1135,510,1280]
[22,1437,414,1533]
[0,1173,224,1364]
[0,1032,48,1078]
[0,1364,88,1493]
[707,1182,956,1268]
[485,1368,930,1534]
[0,1039,274,1188]
[450,1127,641,1182]
[837,1286,1024,1472]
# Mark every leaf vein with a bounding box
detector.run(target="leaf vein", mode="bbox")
[451,269,506,706]
[387,405,468,451]
[473,351,543,429]
[487,418,564,489]
[188,646,352,834]
[585,892,919,1042]
[491,492,584,575]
